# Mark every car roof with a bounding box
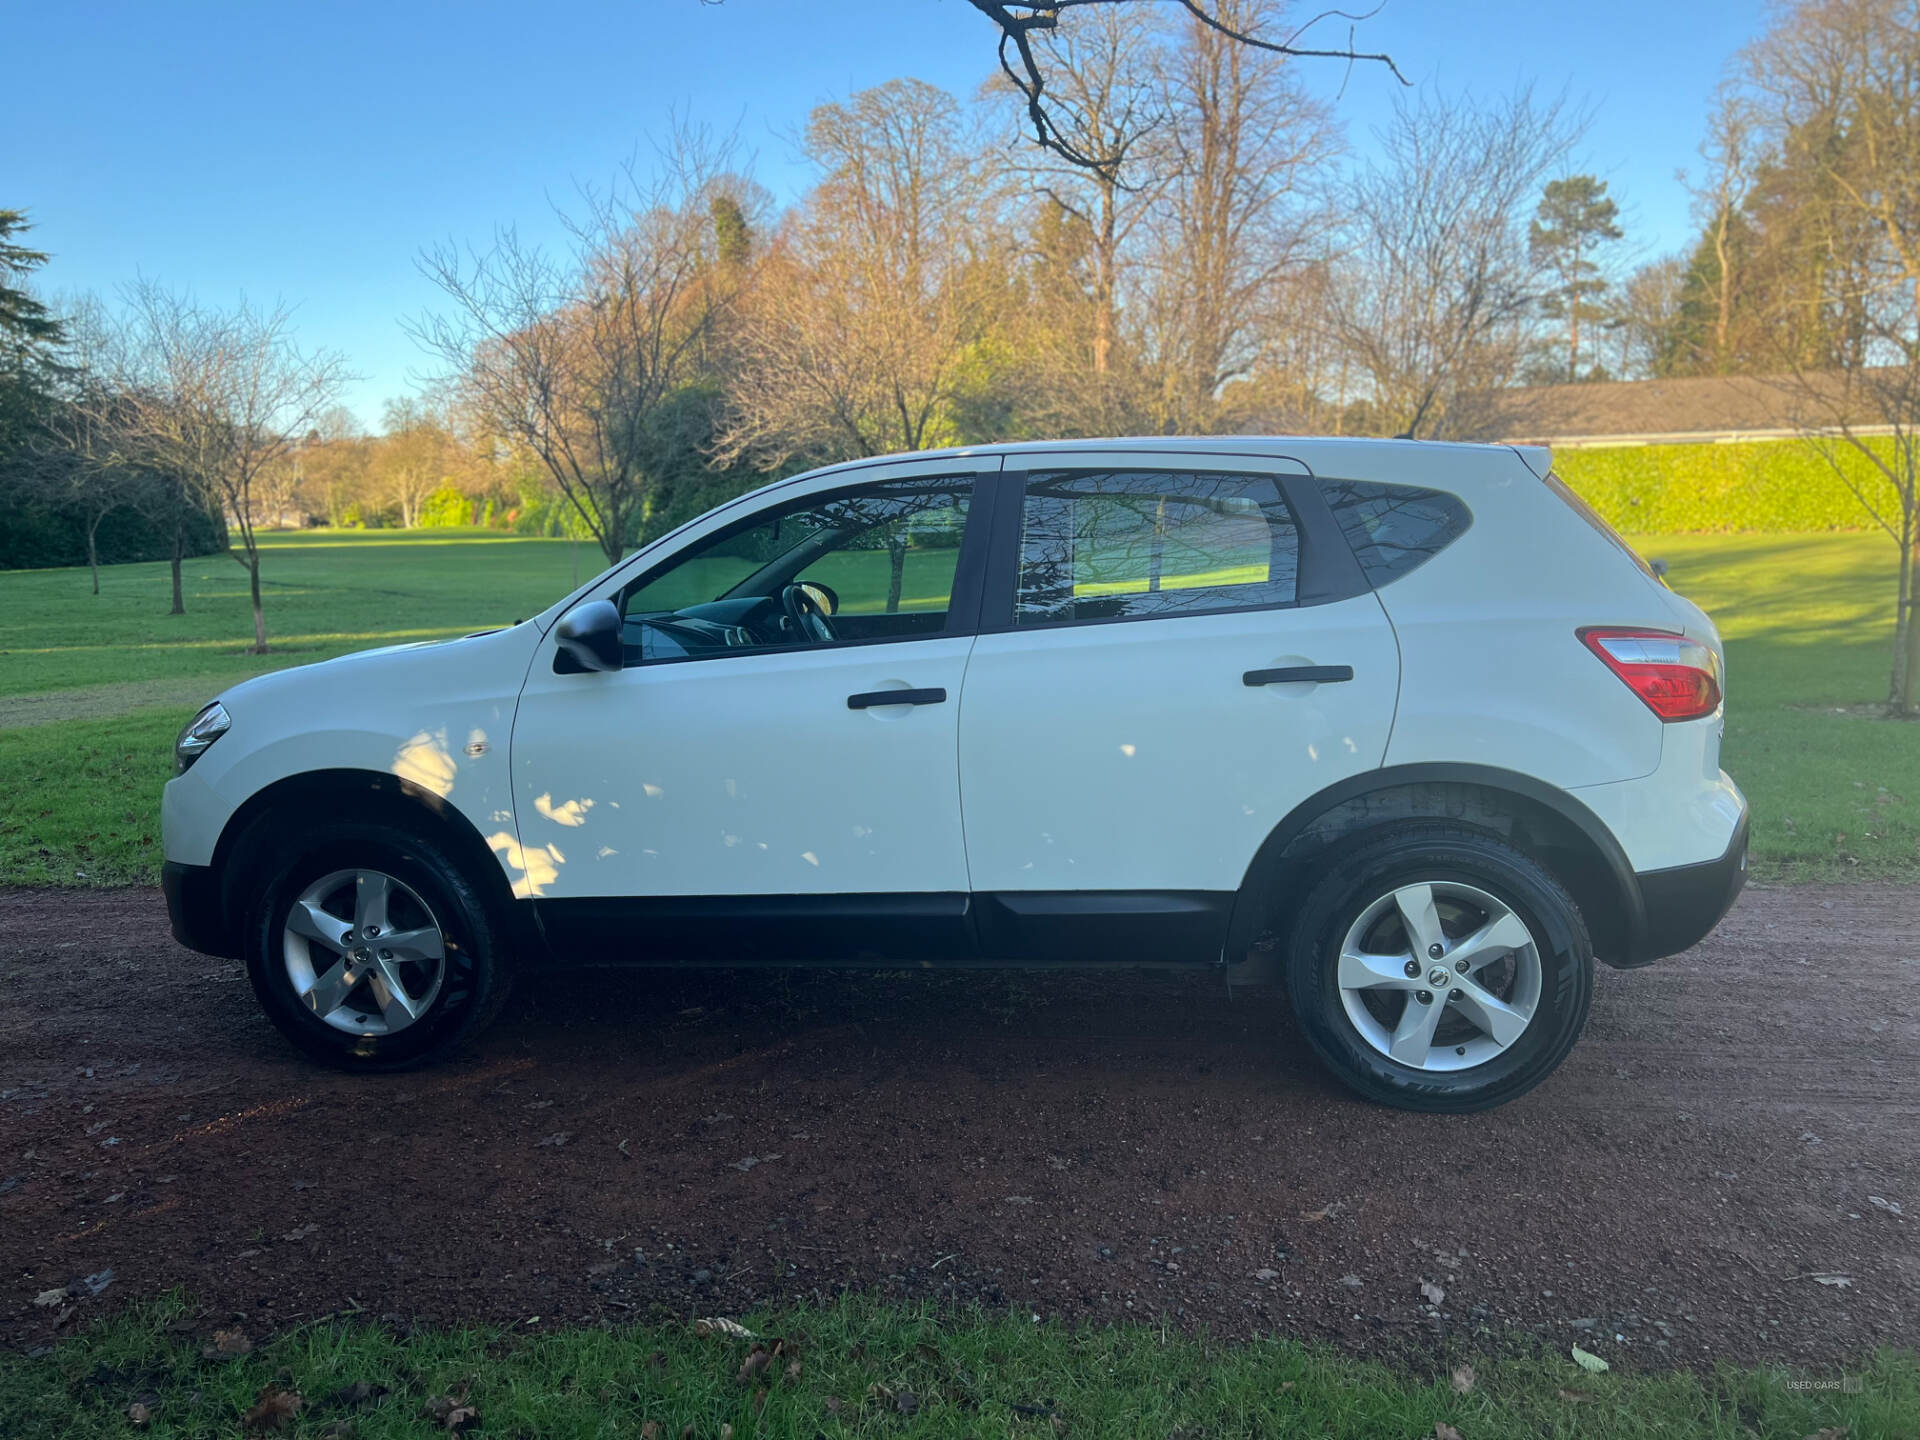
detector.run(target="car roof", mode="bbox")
[781,434,1548,483]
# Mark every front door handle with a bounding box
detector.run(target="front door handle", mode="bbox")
[1244,665,1354,687]
[847,687,948,710]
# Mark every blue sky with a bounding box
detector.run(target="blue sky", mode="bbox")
[7,1,1767,428]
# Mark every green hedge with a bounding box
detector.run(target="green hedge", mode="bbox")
[1553,437,1899,533]
[0,494,227,570]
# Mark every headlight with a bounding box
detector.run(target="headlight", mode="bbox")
[175,702,231,774]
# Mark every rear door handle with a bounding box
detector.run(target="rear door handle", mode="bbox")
[1243,665,1354,686]
[847,687,948,709]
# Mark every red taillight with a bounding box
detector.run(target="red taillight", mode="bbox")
[1579,627,1723,722]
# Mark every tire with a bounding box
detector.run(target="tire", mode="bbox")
[1283,823,1592,1113]
[243,821,513,1071]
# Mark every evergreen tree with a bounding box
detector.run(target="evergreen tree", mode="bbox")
[0,209,67,448]
[1529,176,1624,382]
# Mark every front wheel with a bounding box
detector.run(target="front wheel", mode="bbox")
[244,823,512,1071]
[1284,824,1593,1112]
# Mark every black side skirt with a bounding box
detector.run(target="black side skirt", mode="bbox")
[531,890,1233,968]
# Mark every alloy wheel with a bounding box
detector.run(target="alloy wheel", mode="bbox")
[1335,880,1542,1072]
[281,868,447,1036]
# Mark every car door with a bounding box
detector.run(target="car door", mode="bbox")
[510,461,999,963]
[956,451,1400,964]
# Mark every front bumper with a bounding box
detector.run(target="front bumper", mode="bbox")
[162,860,241,958]
[1625,808,1750,966]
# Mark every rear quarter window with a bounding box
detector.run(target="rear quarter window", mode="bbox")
[1322,479,1473,587]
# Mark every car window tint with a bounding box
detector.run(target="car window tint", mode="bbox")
[1015,471,1300,625]
[620,477,972,662]
[1322,479,1472,587]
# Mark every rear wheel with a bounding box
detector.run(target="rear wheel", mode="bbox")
[244,823,511,1071]
[1284,824,1592,1112]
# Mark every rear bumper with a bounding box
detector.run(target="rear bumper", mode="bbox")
[162,860,240,958]
[1623,809,1749,967]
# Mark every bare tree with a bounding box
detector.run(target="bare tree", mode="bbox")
[376,396,450,528]
[1688,92,1762,372]
[993,5,1169,370]
[28,297,136,595]
[967,0,1403,176]
[1141,0,1339,427]
[413,128,745,566]
[1611,254,1688,379]
[113,281,349,651]
[1322,88,1578,438]
[719,80,1011,466]
[1738,0,1920,713]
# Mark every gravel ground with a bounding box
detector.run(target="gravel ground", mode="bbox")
[1,883,1915,1368]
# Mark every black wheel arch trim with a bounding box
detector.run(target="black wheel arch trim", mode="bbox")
[1226,762,1648,967]
[194,768,544,963]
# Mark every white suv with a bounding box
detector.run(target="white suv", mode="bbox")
[162,438,1747,1111]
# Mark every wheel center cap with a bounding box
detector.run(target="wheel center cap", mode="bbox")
[351,947,371,965]
[1427,966,1452,988]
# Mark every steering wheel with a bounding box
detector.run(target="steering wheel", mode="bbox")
[779,583,836,643]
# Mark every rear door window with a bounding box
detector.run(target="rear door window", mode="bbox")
[1014,470,1301,625]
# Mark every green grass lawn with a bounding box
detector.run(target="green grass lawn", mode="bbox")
[0,527,1915,887]
[1,1296,1911,1439]
[1635,532,1920,878]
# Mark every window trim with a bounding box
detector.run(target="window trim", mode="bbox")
[976,465,1366,634]
[612,469,1006,669]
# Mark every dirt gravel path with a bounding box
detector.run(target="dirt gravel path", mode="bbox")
[2,883,1915,1368]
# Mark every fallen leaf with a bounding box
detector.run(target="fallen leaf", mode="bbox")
[786,1358,802,1382]
[1300,1201,1343,1223]
[1434,1424,1464,1440]
[1451,1363,1475,1395]
[1868,1195,1904,1217]
[1557,1389,1592,1403]
[1253,1267,1279,1281]
[692,1316,755,1339]
[80,1269,115,1296]
[32,1287,67,1308]
[536,1132,571,1148]
[282,1224,319,1242]
[243,1385,303,1431]
[738,1345,772,1383]
[1810,1273,1854,1288]
[205,1328,253,1358]
[640,1424,660,1440]
[1421,1280,1446,1306]
[824,1396,843,1415]
[719,1426,733,1440]
[445,1404,481,1434]
[127,1402,152,1427]
[1570,1345,1610,1373]
[321,1380,386,1410]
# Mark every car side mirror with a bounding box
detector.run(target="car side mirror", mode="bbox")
[554,600,624,673]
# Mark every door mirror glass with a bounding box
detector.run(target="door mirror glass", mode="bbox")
[554,599,624,673]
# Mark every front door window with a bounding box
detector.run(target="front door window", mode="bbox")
[621,478,974,662]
